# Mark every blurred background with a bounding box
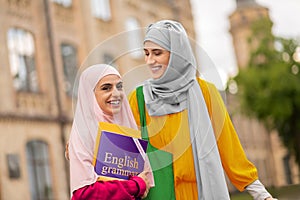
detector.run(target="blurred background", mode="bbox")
[0,0,299,199]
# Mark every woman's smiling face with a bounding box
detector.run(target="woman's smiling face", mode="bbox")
[144,41,170,79]
[94,74,124,116]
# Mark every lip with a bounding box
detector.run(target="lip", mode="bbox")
[150,65,162,73]
[107,100,121,106]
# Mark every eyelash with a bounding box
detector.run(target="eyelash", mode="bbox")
[101,86,111,91]
[144,51,162,56]
[117,84,123,90]
[101,84,123,91]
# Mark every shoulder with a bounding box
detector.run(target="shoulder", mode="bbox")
[128,88,139,113]
[128,89,137,100]
[196,77,217,92]
[196,77,218,101]
[128,88,142,126]
[128,85,144,105]
[128,89,138,108]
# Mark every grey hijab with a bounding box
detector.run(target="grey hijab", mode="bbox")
[143,20,230,199]
[143,20,196,115]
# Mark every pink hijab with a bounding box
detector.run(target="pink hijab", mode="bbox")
[68,64,137,193]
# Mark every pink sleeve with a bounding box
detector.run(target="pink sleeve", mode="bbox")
[130,176,146,197]
[71,176,146,200]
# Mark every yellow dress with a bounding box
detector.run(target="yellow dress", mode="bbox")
[128,78,258,199]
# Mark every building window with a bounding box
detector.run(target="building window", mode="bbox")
[283,154,293,184]
[26,140,53,200]
[52,0,72,7]
[91,0,111,21]
[61,43,78,96]
[103,53,114,65]
[7,28,39,93]
[7,154,21,179]
[125,17,143,59]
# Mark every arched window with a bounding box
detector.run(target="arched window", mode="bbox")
[7,28,39,92]
[125,17,143,59]
[61,43,78,96]
[52,0,72,7]
[26,140,53,200]
[91,0,111,21]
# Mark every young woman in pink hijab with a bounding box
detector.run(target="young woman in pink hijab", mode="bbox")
[68,64,150,200]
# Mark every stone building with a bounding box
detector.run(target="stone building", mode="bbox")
[228,0,299,190]
[0,0,194,199]
[0,0,298,199]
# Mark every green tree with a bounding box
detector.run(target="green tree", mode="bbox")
[233,17,300,169]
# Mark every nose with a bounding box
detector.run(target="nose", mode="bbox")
[112,86,121,97]
[145,54,155,65]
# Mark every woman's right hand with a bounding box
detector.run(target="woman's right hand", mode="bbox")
[138,171,151,198]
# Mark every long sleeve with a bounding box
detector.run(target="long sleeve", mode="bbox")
[246,180,272,200]
[198,78,258,191]
[71,176,146,200]
[129,80,272,198]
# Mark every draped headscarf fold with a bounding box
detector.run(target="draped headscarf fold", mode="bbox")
[68,64,137,193]
[143,20,230,199]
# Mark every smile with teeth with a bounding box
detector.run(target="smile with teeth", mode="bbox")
[151,65,162,73]
[108,100,120,106]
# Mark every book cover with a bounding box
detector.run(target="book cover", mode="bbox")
[93,122,148,180]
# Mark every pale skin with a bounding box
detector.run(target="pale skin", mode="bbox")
[143,41,170,79]
[94,74,124,116]
[143,41,277,200]
[94,74,151,198]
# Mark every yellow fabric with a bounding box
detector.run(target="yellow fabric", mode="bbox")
[128,78,258,199]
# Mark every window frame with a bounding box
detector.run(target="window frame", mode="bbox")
[7,27,39,93]
[52,0,72,8]
[125,17,143,59]
[60,43,78,97]
[91,0,112,21]
[26,140,53,200]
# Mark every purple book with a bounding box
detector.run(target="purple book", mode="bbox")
[94,130,148,180]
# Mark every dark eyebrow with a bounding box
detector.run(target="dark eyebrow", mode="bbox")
[100,81,123,87]
[100,83,112,88]
[143,48,163,51]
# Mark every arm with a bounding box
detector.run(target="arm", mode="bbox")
[198,79,274,199]
[71,176,146,200]
[246,180,276,200]
[200,79,257,190]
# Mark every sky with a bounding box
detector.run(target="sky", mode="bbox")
[191,0,300,90]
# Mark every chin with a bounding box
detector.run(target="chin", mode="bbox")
[152,74,163,79]
[111,108,121,115]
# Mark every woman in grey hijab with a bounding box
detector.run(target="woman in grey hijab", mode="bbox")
[128,20,276,200]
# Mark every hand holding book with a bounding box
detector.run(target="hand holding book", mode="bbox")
[93,122,154,186]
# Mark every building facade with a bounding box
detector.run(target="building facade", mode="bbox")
[1,0,298,199]
[228,0,299,189]
[0,0,195,199]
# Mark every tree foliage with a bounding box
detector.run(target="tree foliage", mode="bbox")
[233,17,300,167]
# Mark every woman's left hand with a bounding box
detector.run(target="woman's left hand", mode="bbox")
[138,171,150,199]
